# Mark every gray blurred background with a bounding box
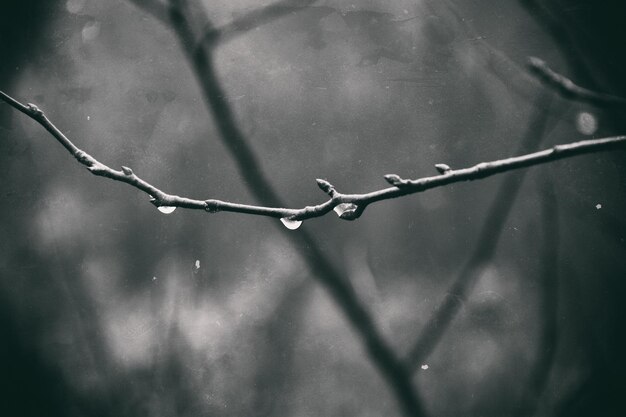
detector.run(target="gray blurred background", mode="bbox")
[1,1,625,416]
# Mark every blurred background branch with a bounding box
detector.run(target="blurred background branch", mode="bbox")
[529,56,626,108]
[404,91,556,371]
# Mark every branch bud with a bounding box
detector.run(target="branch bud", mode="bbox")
[435,163,452,174]
[384,174,405,186]
[26,103,43,118]
[121,166,134,176]
[316,178,336,196]
[204,199,221,213]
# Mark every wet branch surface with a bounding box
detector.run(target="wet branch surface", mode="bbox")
[2,89,624,224]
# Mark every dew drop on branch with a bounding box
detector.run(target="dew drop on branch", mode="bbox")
[157,206,177,214]
[421,364,429,370]
[280,217,302,230]
[194,260,200,270]
[333,203,358,217]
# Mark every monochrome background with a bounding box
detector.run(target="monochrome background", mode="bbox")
[1,1,625,416]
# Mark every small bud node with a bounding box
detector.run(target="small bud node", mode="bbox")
[384,174,405,187]
[204,200,221,213]
[316,178,336,196]
[435,163,452,174]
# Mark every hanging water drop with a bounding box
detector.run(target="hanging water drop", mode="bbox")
[157,205,177,214]
[280,217,302,230]
[333,203,357,217]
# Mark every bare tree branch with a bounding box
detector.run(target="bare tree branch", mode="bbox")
[529,57,626,107]
[198,0,321,49]
[518,0,598,90]
[421,0,547,107]
[2,90,625,225]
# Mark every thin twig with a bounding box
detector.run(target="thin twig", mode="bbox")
[529,57,626,107]
[3,89,625,223]
[515,179,560,417]
[197,0,321,49]
[416,0,560,115]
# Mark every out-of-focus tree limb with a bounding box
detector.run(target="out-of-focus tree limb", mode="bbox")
[529,57,626,107]
[197,0,321,49]
[515,179,560,417]
[2,90,625,224]
[403,93,556,371]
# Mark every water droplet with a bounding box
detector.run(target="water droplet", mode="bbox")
[157,206,176,214]
[576,111,598,135]
[596,203,602,210]
[280,217,302,230]
[421,364,429,370]
[152,276,157,281]
[82,21,101,42]
[333,203,358,217]
[194,260,200,270]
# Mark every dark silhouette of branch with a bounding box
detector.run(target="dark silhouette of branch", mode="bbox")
[404,93,556,371]
[515,179,560,417]
[4,88,625,224]
[420,0,547,106]
[518,0,598,90]
[529,57,626,107]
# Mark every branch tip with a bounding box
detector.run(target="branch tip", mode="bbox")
[316,178,336,196]
[528,56,545,69]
